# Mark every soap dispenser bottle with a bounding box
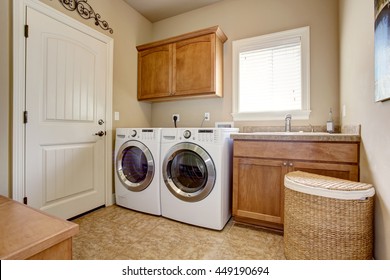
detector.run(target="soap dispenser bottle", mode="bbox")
[327,108,334,133]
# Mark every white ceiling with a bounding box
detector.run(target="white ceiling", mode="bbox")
[123,0,224,22]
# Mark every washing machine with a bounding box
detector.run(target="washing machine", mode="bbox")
[160,127,239,230]
[115,128,161,215]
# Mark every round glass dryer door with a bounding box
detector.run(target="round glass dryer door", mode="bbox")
[163,142,216,202]
[116,141,154,192]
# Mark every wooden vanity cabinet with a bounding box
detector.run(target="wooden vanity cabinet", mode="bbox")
[137,26,227,102]
[232,140,360,231]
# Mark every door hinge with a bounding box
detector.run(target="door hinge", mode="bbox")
[23,197,28,205]
[23,111,28,124]
[24,24,29,38]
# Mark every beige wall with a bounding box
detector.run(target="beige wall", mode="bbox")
[150,0,340,129]
[0,0,11,196]
[340,0,390,260]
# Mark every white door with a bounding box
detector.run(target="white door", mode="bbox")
[25,7,107,219]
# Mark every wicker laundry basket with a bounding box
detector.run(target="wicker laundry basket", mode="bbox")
[284,171,375,260]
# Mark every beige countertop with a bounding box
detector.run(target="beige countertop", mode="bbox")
[0,195,79,260]
[230,132,361,142]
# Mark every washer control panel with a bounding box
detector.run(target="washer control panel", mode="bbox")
[128,129,159,141]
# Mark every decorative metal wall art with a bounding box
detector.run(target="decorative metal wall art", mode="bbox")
[58,0,113,34]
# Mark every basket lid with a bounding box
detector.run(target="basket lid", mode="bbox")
[284,171,375,200]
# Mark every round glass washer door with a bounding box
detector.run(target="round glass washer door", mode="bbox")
[162,142,216,202]
[116,140,154,192]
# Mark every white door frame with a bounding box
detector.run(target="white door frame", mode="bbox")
[13,0,114,206]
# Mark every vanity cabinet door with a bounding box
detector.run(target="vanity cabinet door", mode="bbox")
[233,157,288,230]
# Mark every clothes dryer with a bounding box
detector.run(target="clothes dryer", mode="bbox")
[115,128,161,215]
[160,128,238,230]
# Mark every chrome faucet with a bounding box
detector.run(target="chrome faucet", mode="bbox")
[285,114,292,132]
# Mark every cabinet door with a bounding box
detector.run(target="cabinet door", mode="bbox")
[233,157,287,229]
[137,45,172,100]
[173,34,215,96]
[290,161,359,181]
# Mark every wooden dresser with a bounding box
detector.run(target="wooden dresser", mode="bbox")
[0,195,79,260]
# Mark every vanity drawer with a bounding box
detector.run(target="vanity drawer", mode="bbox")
[233,140,359,164]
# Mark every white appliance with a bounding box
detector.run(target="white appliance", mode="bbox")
[115,128,161,215]
[160,127,239,230]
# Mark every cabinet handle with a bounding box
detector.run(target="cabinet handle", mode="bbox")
[283,162,287,166]
[289,162,293,167]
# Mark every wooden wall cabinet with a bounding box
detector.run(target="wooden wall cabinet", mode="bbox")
[137,26,227,102]
[232,140,360,231]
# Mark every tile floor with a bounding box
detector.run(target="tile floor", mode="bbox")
[71,205,286,260]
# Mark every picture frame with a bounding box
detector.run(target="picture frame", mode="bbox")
[375,0,390,102]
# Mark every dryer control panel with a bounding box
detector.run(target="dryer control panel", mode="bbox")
[197,129,218,143]
[179,129,219,143]
[163,128,239,144]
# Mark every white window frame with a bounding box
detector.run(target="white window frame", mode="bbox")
[232,26,311,121]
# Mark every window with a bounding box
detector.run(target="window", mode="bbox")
[232,26,311,121]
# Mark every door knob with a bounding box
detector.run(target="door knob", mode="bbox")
[94,131,106,137]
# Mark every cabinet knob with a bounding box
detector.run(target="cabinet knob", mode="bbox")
[283,162,287,166]
[289,162,293,167]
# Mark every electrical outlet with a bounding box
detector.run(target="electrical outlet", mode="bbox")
[204,112,210,121]
[172,114,180,122]
[342,105,346,118]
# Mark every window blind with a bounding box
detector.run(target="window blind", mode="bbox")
[238,42,302,113]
